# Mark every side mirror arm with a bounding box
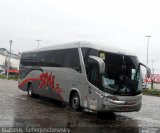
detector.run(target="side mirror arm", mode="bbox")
[139,62,151,78]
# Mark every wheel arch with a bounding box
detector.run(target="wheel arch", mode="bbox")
[27,81,33,91]
[69,88,82,105]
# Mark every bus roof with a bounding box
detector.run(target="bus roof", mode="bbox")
[24,41,135,56]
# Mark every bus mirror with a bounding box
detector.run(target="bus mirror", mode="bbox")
[139,62,151,78]
[89,56,105,74]
[146,67,151,78]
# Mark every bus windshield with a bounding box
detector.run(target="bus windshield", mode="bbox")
[101,52,141,96]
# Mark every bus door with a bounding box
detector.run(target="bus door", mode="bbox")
[84,60,100,111]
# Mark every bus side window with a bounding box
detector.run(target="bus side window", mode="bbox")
[63,49,81,73]
[36,48,81,73]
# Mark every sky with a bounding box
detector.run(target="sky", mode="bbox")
[0,0,160,73]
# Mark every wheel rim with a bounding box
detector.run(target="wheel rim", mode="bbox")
[72,96,79,109]
[28,86,32,96]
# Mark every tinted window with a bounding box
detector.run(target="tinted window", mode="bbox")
[21,52,40,66]
[81,48,98,63]
[89,49,99,56]
[21,48,81,72]
[81,48,90,62]
[37,50,63,67]
[21,52,37,59]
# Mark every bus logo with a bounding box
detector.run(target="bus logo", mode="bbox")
[39,72,63,94]
[100,53,105,60]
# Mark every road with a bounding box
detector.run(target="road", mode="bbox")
[0,79,160,133]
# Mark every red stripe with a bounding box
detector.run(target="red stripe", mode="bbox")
[18,78,39,88]
[18,77,64,101]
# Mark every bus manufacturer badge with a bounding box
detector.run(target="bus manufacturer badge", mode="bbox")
[100,53,105,60]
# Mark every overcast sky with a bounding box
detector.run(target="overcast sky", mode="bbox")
[0,0,160,73]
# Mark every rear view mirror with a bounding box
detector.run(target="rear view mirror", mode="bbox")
[146,68,151,78]
[89,56,105,74]
[139,62,151,78]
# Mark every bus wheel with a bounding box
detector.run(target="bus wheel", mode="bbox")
[27,84,35,98]
[71,92,81,111]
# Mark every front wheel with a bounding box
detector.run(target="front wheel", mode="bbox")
[27,84,36,98]
[71,92,81,111]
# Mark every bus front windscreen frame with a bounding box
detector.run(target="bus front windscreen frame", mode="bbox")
[100,52,141,96]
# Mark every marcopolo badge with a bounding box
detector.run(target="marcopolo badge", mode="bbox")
[100,53,105,60]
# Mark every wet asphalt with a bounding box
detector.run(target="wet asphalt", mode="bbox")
[0,79,160,133]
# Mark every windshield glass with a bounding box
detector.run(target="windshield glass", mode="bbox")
[101,52,142,95]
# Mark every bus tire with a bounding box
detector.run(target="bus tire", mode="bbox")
[27,83,36,98]
[71,92,81,111]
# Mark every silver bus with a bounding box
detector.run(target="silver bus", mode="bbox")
[18,41,150,112]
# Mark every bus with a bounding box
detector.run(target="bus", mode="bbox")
[18,41,150,112]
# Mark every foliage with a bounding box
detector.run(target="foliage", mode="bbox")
[0,75,18,81]
[143,88,160,96]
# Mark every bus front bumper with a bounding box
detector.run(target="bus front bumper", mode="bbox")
[99,97,142,112]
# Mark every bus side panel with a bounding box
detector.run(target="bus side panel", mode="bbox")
[46,67,87,103]
[18,67,43,93]
[18,67,86,102]
[60,68,100,111]
[18,66,42,91]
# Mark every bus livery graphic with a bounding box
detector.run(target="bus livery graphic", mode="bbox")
[18,73,62,94]
[39,72,63,95]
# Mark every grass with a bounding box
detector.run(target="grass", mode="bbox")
[143,88,160,96]
[0,75,18,81]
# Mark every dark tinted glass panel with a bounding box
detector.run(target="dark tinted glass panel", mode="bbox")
[102,52,141,95]
[81,48,99,64]
[37,51,63,67]
[89,49,99,56]
[21,52,37,59]
[81,48,90,62]
[20,52,39,66]
[21,48,81,72]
